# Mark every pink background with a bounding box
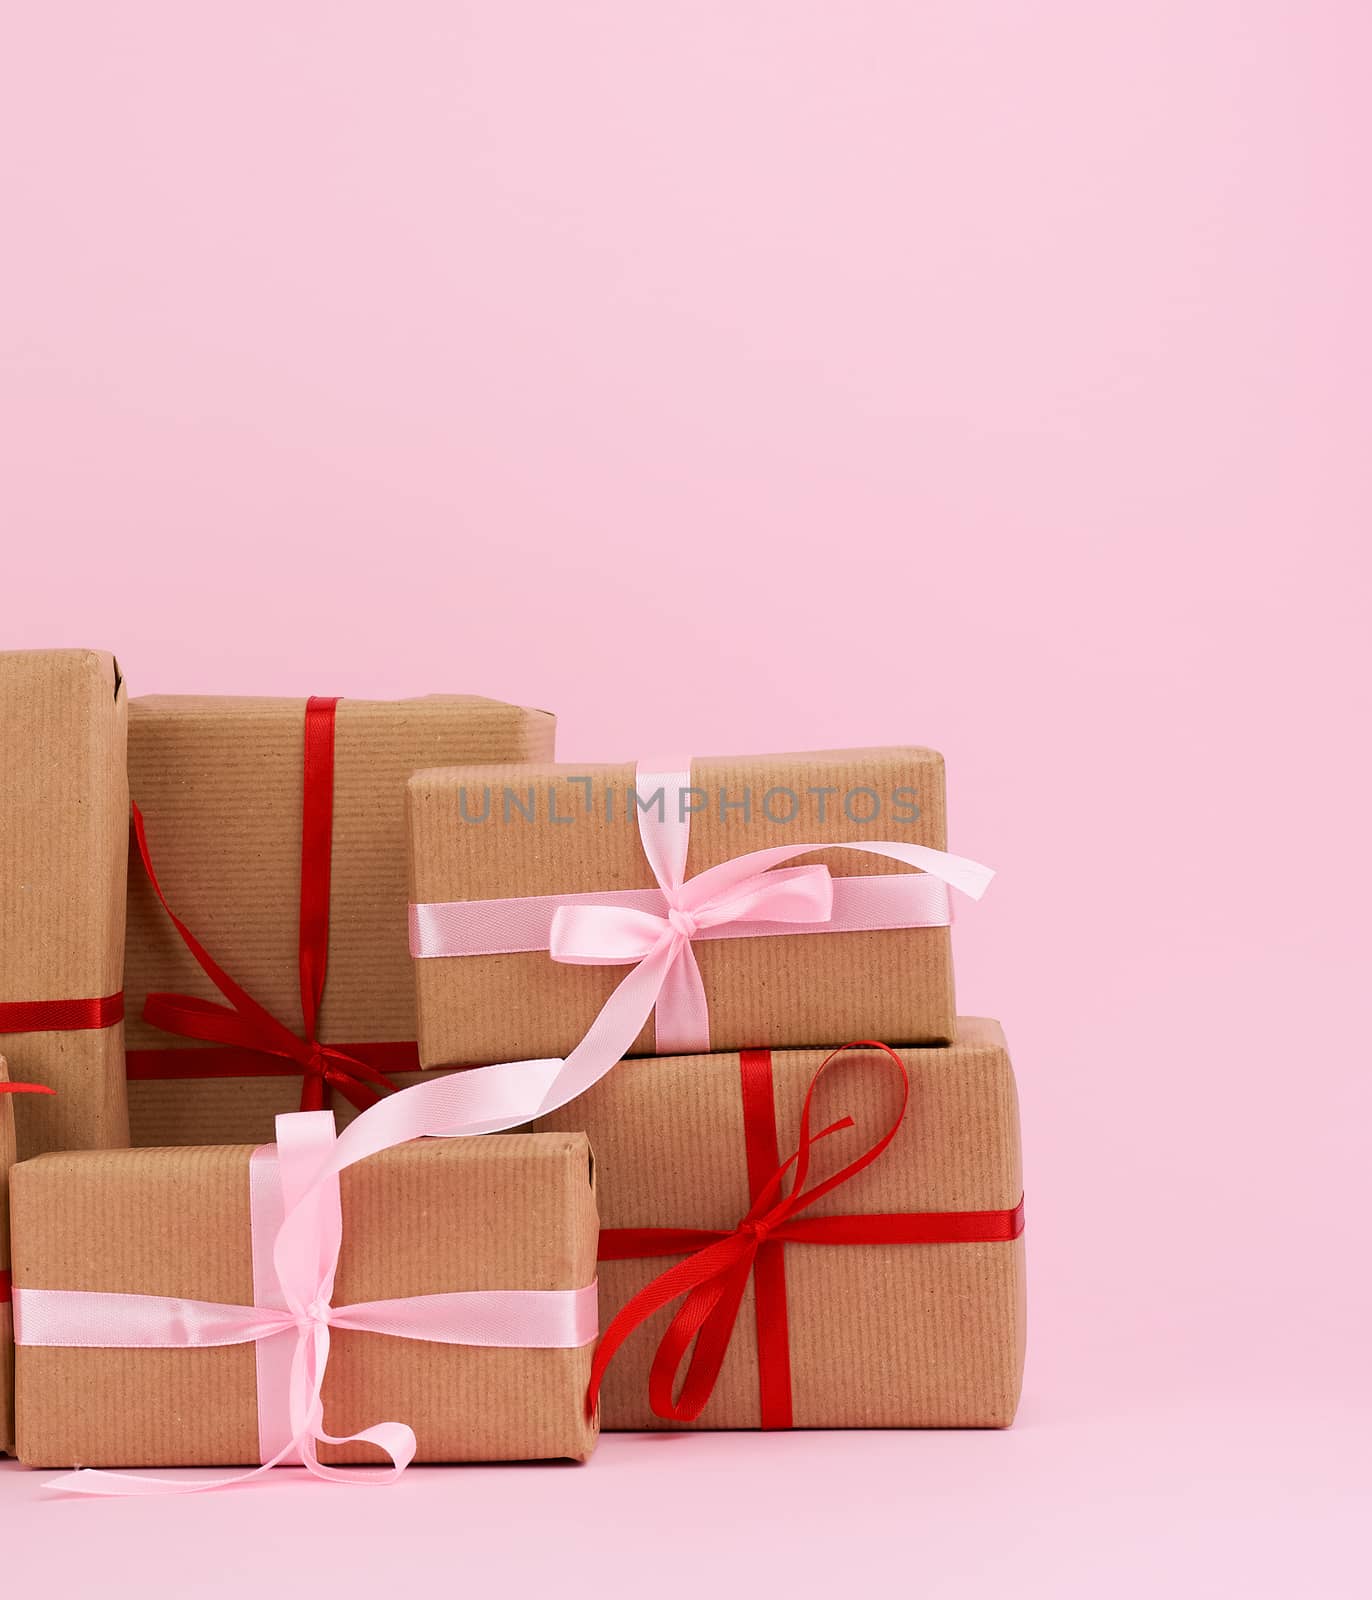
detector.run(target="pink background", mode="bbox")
[3,3,1368,1593]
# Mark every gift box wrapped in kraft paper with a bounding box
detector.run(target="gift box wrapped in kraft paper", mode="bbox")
[0,650,129,1158]
[124,694,555,1145]
[534,1021,1025,1431]
[10,1104,600,1476]
[408,749,993,1073]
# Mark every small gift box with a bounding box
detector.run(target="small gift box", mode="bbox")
[0,649,129,1158]
[125,693,555,1145]
[11,1082,599,1475]
[408,749,992,1075]
[534,1021,1025,1430]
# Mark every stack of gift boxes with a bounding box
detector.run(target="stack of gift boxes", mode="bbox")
[1,649,1024,1482]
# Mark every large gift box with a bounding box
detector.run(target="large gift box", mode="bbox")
[409,748,992,1072]
[125,694,555,1145]
[534,1021,1025,1430]
[11,1119,600,1469]
[0,649,130,1158]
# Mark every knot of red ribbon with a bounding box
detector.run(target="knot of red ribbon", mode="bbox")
[128,698,400,1114]
[588,1041,1025,1428]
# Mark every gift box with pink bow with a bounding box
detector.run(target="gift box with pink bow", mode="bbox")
[9,1073,600,1476]
[407,748,993,1075]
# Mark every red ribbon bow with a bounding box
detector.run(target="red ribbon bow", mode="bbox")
[589,1041,1025,1428]
[126,697,411,1113]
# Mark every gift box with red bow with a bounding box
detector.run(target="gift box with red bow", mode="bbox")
[534,1022,1025,1430]
[124,693,554,1145]
[0,649,130,1160]
[10,1107,600,1472]
[408,748,992,1074]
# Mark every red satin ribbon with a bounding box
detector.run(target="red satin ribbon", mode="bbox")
[0,993,124,1033]
[126,697,411,1113]
[590,1041,1026,1428]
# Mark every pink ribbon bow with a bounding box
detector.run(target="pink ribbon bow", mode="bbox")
[549,855,837,1053]
[15,1075,597,1496]
[546,760,991,1102]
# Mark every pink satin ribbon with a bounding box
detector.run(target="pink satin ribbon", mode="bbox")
[411,758,993,1057]
[14,1093,597,1495]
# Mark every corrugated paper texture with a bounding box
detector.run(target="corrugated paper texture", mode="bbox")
[13,1131,599,1466]
[0,650,130,1157]
[410,747,955,1067]
[535,1019,1024,1429]
[1,1057,17,1454]
[125,695,555,1144]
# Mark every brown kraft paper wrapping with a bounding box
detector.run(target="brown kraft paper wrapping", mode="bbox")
[124,694,555,1145]
[535,1019,1025,1430]
[1,1057,19,1454]
[410,746,958,1068]
[12,1131,599,1466]
[0,650,130,1158]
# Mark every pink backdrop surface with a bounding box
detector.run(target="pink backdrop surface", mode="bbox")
[2,3,1368,1594]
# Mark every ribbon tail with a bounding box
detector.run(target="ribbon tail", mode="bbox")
[686,838,994,905]
[652,939,710,1055]
[42,1408,412,1496]
[141,993,307,1063]
[586,1234,751,1418]
[647,1253,755,1423]
[299,1419,418,1485]
[319,1048,399,1111]
[306,936,671,1148]
[534,939,679,1116]
[131,807,301,1041]
[44,1427,315,1498]
[298,1074,329,1113]
[321,1074,378,1114]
